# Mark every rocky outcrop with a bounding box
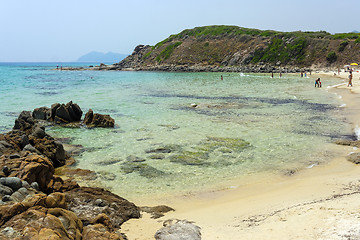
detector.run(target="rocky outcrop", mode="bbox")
[50,101,83,124]
[0,110,140,239]
[83,109,115,128]
[0,154,54,192]
[32,107,51,120]
[65,187,140,228]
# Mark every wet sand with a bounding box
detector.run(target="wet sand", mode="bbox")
[122,70,360,240]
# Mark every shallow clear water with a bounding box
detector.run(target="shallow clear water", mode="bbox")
[0,63,351,201]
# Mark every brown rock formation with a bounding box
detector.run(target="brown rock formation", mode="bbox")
[83,109,115,128]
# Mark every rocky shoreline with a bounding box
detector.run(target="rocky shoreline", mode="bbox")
[0,101,140,239]
[0,101,203,239]
[58,62,311,73]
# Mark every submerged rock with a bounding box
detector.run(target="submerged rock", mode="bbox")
[121,161,166,178]
[141,205,175,219]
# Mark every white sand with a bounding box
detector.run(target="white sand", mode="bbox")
[122,69,360,240]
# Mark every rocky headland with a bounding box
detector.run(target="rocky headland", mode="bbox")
[60,25,360,73]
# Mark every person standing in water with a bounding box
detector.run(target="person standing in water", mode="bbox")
[348,72,353,87]
[221,75,223,81]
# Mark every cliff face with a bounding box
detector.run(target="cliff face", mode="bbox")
[116,25,360,72]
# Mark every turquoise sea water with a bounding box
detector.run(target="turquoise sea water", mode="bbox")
[0,63,352,201]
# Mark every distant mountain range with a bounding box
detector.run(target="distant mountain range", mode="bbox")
[77,51,128,63]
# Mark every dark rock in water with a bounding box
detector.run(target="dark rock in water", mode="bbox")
[63,144,86,157]
[0,177,23,191]
[51,101,83,124]
[32,107,51,120]
[149,154,166,159]
[169,152,209,166]
[145,146,173,154]
[121,162,166,178]
[126,155,146,162]
[51,103,61,119]
[347,152,360,164]
[97,171,116,181]
[83,109,115,128]
[155,219,201,240]
[55,104,72,122]
[83,108,94,125]
[95,159,120,166]
[66,101,82,121]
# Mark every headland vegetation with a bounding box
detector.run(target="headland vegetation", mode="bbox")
[62,25,360,73]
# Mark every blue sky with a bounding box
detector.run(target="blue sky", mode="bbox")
[1,0,359,62]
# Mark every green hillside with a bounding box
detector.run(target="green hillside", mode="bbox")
[117,25,360,71]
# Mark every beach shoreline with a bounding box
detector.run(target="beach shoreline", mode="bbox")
[122,70,360,240]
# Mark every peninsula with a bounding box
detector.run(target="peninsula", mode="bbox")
[63,25,360,72]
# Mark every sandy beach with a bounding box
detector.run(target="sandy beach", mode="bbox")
[121,69,360,240]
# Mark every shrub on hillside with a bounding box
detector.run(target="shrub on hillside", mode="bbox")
[326,51,337,63]
[338,40,349,52]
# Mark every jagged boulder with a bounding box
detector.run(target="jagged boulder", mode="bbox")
[32,107,51,120]
[13,111,34,134]
[83,109,115,128]
[51,101,83,124]
[28,135,65,167]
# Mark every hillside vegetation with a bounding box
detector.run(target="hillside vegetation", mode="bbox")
[117,25,360,72]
